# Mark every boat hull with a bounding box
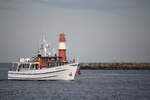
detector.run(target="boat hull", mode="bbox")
[8,63,79,81]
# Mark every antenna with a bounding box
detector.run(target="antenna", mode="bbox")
[77,57,79,64]
[42,33,46,42]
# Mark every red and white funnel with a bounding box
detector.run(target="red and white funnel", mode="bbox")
[58,33,67,61]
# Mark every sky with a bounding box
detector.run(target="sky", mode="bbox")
[0,0,150,62]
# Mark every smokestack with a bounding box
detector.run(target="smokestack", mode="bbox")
[58,33,67,61]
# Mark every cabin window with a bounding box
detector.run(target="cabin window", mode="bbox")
[30,64,35,69]
[23,64,29,69]
[51,58,55,61]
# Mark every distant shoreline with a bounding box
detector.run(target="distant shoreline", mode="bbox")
[80,62,150,69]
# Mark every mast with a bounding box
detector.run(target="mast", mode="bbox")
[39,34,51,56]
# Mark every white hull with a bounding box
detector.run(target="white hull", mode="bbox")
[8,63,79,81]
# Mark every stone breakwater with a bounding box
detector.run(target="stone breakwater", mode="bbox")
[79,63,150,69]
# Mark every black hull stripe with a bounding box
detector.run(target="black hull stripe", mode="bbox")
[9,69,68,75]
[8,75,58,79]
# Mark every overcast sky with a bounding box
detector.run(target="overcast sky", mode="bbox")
[0,0,150,62]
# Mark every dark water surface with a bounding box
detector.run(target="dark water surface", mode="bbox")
[0,63,150,100]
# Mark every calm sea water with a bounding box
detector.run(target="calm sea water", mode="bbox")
[0,63,150,100]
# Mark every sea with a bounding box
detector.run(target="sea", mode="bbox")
[0,63,150,100]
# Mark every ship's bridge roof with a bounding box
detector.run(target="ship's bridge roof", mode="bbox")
[12,62,39,64]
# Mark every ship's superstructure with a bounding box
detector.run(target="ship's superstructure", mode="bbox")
[8,33,80,80]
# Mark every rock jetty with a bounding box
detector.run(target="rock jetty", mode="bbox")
[80,62,150,69]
